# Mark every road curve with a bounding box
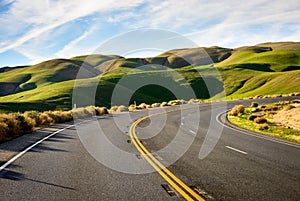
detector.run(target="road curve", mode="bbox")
[1,97,300,200]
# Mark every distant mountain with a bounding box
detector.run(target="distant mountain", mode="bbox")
[0,42,299,112]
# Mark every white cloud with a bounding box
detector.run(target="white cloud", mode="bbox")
[16,47,49,65]
[135,0,300,47]
[1,0,299,66]
[0,0,145,54]
[0,0,15,6]
[55,26,98,58]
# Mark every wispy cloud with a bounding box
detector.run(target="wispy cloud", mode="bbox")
[0,0,299,66]
[0,0,144,62]
[55,25,98,58]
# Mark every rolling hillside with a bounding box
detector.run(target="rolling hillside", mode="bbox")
[0,42,299,113]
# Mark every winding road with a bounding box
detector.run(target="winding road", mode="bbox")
[1,97,300,200]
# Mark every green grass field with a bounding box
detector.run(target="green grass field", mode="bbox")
[0,42,300,113]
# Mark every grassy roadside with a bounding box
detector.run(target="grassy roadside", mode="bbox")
[0,98,201,143]
[0,106,109,143]
[227,101,300,143]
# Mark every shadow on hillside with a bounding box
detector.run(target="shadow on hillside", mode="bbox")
[282,65,300,71]
[232,63,274,72]
[0,102,57,113]
[190,77,224,99]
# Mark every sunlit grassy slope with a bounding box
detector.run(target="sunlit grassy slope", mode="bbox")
[0,42,299,112]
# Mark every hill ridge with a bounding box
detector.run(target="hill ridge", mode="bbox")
[0,41,299,112]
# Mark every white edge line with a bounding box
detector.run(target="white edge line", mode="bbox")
[0,120,90,172]
[225,145,247,155]
[216,112,300,148]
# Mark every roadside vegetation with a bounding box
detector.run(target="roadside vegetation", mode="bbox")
[0,106,108,143]
[0,98,202,143]
[227,100,300,143]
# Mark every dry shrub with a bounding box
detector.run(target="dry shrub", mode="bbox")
[254,117,267,124]
[180,99,187,104]
[151,103,160,108]
[109,106,119,113]
[160,102,168,107]
[39,113,55,125]
[168,100,180,106]
[0,113,34,136]
[128,105,137,111]
[52,111,73,122]
[258,123,269,130]
[0,122,9,142]
[73,107,94,118]
[24,111,41,126]
[248,115,258,121]
[47,111,73,123]
[85,106,97,116]
[254,95,263,99]
[251,102,259,107]
[14,113,35,132]
[228,105,245,116]
[137,103,149,109]
[0,114,19,136]
[95,107,109,115]
[188,99,199,104]
[116,105,128,112]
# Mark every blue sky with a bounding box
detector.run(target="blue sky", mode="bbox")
[0,0,299,67]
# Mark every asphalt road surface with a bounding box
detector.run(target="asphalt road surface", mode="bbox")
[1,97,300,200]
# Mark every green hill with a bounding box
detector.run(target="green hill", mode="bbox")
[0,42,299,113]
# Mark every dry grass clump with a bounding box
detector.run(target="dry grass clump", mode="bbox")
[188,98,200,104]
[251,102,259,107]
[180,99,188,104]
[128,104,137,111]
[258,123,269,130]
[168,100,180,106]
[24,111,41,126]
[0,114,19,137]
[0,122,9,141]
[151,103,160,108]
[109,106,119,113]
[116,105,129,112]
[13,113,35,132]
[248,114,258,121]
[160,102,168,107]
[228,105,245,116]
[39,112,55,125]
[52,111,73,122]
[254,95,263,99]
[137,103,150,109]
[254,117,268,124]
[95,107,109,115]
[0,113,36,142]
[73,107,95,118]
[0,105,111,143]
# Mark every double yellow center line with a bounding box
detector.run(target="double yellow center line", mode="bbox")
[129,109,205,201]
